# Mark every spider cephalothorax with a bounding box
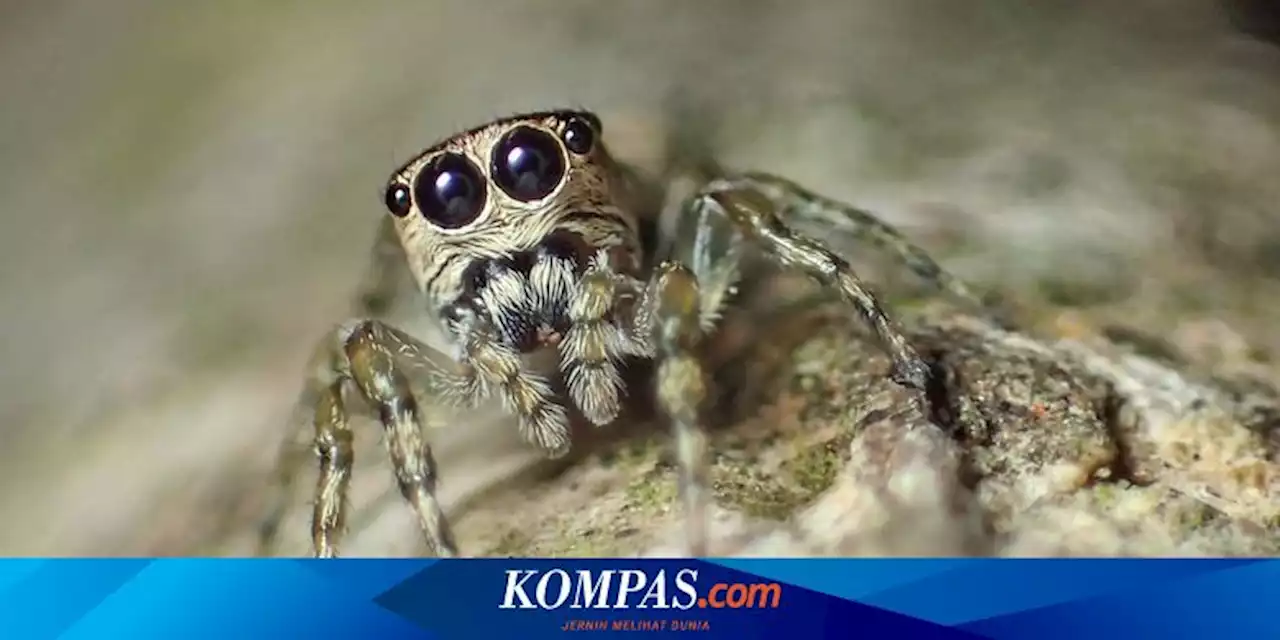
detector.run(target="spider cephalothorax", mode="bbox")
[385,111,639,312]
[258,108,984,559]
[381,111,653,451]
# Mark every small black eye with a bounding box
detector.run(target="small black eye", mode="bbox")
[561,117,596,155]
[413,153,486,228]
[491,126,565,202]
[384,181,412,217]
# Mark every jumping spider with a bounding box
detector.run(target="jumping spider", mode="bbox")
[256,108,982,558]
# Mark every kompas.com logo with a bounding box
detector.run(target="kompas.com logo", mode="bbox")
[498,568,783,611]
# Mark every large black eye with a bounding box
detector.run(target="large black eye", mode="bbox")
[561,116,596,155]
[491,126,565,202]
[384,181,412,217]
[413,153,486,228]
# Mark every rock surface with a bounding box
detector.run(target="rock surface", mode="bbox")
[420,290,1280,558]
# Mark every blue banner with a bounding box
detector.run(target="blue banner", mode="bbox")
[0,558,1274,639]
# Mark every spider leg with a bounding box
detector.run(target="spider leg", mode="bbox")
[257,217,453,557]
[740,172,985,310]
[559,252,651,426]
[653,170,747,334]
[444,302,573,456]
[257,320,459,557]
[259,305,573,558]
[642,261,712,556]
[689,175,933,391]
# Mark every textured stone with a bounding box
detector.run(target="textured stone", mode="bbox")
[450,298,1280,557]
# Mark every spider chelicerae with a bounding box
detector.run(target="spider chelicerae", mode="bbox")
[255,108,982,558]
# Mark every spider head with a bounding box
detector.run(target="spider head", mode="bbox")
[382,109,642,351]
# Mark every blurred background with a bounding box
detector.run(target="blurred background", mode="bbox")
[2,0,1279,555]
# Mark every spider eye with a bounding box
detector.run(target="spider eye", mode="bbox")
[384,181,412,217]
[491,125,565,202]
[561,116,596,155]
[413,152,487,228]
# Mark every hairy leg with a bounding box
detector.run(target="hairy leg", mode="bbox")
[441,302,573,456]
[689,175,934,391]
[258,299,576,557]
[560,252,651,426]
[739,172,985,310]
[254,217,421,556]
[258,320,458,557]
[647,91,980,317]
[644,261,712,556]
